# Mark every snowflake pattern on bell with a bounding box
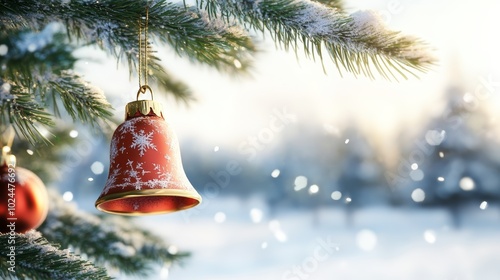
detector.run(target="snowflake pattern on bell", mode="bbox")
[133,202,140,211]
[96,101,201,214]
[103,165,121,194]
[101,115,190,194]
[131,129,157,156]
[110,137,120,164]
[119,119,136,134]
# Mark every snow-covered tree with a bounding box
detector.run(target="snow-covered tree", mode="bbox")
[398,85,500,228]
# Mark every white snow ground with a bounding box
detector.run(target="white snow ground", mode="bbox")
[134,197,500,280]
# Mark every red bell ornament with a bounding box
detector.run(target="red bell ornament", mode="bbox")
[0,154,49,233]
[95,93,201,215]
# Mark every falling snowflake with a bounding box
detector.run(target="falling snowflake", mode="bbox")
[131,130,157,156]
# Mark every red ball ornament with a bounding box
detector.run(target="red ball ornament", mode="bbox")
[0,163,49,233]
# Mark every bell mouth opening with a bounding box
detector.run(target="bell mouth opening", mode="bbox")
[95,190,201,216]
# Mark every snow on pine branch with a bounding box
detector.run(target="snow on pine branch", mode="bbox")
[198,10,248,39]
[0,231,110,279]
[271,0,432,59]
[58,70,110,107]
[208,0,435,77]
[38,191,186,275]
[350,10,434,63]
[1,0,254,74]
[47,70,114,125]
[286,0,346,37]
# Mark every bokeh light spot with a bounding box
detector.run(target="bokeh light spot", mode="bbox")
[411,188,425,203]
[331,191,342,200]
[294,176,308,191]
[356,229,377,251]
[424,230,437,244]
[459,177,475,191]
[214,212,226,223]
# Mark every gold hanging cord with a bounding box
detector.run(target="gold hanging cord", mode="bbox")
[137,6,153,100]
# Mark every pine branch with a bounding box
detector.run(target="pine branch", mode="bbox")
[0,0,256,75]
[0,25,114,143]
[149,60,195,103]
[0,231,111,280]
[201,0,435,79]
[0,0,253,127]
[1,0,436,143]
[37,191,188,277]
[132,49,195,102]
[47,70,113,127]
[150,2,256,73]
[0,83,55,143]
[312,0,344,11]
[9,125,80,183]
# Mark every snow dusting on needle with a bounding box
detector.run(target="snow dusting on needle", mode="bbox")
[351,10,389,35]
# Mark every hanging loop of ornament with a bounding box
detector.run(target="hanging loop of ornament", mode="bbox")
[136,85,154,101]
[138,5,150,92]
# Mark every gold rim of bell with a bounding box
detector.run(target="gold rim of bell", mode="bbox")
[95,189,202,216]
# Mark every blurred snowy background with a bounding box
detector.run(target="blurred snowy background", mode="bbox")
[55,0,500,279]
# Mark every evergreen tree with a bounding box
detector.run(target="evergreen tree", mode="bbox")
[399,85,500,228]
[1,0,434,278]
